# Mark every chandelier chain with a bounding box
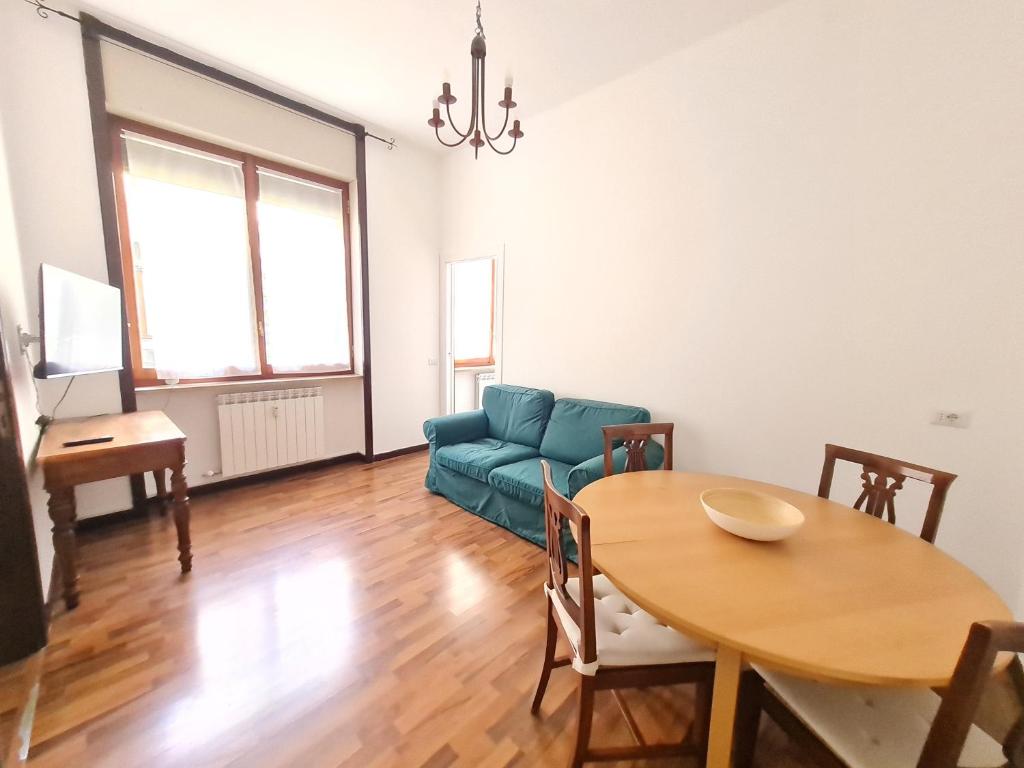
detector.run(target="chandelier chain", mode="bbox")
[475,0,485,39]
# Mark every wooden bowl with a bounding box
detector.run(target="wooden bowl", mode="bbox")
[700,488,805,542]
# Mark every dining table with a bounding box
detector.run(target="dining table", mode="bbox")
[572,470,1012,768]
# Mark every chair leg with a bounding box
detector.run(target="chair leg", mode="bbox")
[570,674,596,768]
[732,670,764,768]
[531,600,558,715]
[691,679,712,766]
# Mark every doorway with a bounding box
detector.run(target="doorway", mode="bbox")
[443,255,502,414]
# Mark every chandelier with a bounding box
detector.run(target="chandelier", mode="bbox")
[428,1,523,158]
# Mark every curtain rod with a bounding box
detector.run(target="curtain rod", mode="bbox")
[24,0,397,151]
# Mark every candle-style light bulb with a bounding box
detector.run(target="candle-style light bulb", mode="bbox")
[498,85,516,110]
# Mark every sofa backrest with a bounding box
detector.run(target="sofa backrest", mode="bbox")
[540,398,651,466]
[482,384,555,449]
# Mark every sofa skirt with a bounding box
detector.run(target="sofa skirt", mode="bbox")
[427,462,578,562]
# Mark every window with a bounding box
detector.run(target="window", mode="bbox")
[451,258,495,368]
[111,118,353,384]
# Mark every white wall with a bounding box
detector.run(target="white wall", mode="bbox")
[441,0,1024,607]
[1,3,441,523]
[0,107,53,594]
[366,138,442,453]
[0,0,131,522]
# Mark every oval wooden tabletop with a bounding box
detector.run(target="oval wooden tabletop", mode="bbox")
[573,471,1012,687]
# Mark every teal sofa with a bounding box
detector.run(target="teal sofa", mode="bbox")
[423,384,664,553]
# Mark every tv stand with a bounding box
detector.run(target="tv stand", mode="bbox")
[37,411,192,609]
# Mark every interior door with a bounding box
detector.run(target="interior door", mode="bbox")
[442,253,503,415]
[0,313,47,664]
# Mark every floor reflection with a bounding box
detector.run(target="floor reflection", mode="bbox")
[160,558,353,749]
[446,553,489,616]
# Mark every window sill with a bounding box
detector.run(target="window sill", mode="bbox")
[453,365,496,373]
[135,372,363,392]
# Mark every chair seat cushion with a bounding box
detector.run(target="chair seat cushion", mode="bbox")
[756,666,1006,768]
[550,574,715,670]
[488,457,571,506]
[435,438,539,483]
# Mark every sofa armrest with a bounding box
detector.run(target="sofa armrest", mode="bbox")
[423,409,489,450]
[567,441,666,498]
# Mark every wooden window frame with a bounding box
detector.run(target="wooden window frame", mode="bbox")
[109,116,355,387]
[453,258,496,369]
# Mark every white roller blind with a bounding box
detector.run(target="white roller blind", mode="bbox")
[256,168,350,374]
[121,135,259,379]
[122,132,244,198]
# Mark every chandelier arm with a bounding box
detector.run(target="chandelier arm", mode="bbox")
[482,133,518,156]
[443,100,471,139]
[435,124,471,148]
[470,54,481,136]
[479,58,511,142]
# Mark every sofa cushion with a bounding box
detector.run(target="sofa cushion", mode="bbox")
[488,457,572,507]
[540,398,651,466]
[435,438,540,484]
[483,384,555,449]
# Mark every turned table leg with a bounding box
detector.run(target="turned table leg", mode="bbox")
[153,468,169,516]
[170,460,193,573]
[47,486,79,609]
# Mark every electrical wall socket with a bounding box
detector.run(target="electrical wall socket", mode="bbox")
[427,357,438,367]
[932,411,970,429]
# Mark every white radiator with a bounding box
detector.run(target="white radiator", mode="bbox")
[217,387,325,477]
[476,372,496,409]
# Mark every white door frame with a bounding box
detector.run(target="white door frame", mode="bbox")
[440,250,505,415]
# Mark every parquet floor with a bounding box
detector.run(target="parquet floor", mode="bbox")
[6,453,1018,767]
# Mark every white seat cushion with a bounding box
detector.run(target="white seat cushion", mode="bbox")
[756,665,1006,768]
[548,574,715,673]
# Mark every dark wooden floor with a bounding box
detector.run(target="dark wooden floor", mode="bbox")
[4,453,1017,767]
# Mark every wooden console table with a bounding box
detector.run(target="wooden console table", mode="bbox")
[37,410,192,609]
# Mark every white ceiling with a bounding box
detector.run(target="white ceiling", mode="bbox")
[78,0,786,150]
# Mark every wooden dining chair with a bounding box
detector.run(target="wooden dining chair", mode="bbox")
[735,621,1024,768]
[601,422,674,477]
[818,443,957,543]
[531,459,715,767]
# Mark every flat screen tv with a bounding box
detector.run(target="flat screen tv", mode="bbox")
[35,264,123,379]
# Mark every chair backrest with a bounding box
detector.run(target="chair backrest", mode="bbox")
[919,621,1024,768]
[817,443,956,543]
[602,422,674,477]
[540,459,597,667]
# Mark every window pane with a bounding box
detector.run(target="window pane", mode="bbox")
[257,169,350,373]
[452,259,494,363]
[121,134,259,380]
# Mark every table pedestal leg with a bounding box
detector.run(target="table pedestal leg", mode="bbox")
[170,462,192,573]
[47,486,79,609]
[707,645,743,768]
